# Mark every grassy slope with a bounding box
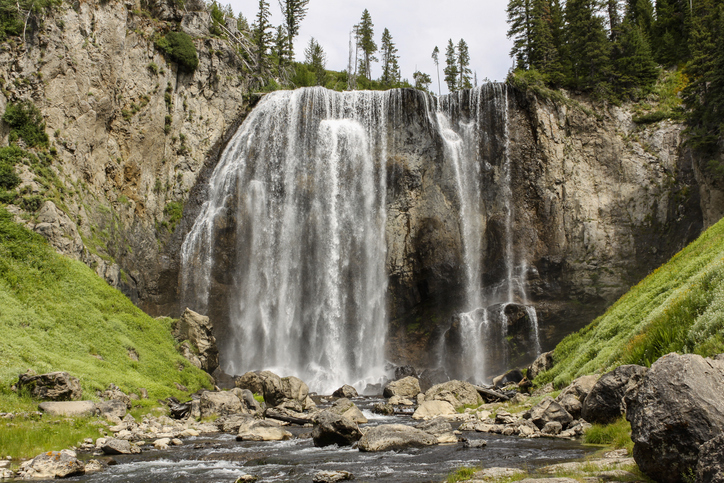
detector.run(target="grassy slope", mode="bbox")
[0,207,211,405]
[539,217,724,387]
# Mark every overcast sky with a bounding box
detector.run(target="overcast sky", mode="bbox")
[225,0,514,94]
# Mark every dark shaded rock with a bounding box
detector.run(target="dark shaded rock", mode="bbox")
[96,400,127,420]
[17,371,82,401]
[625,353,724,483]
[697,434,724,483]
[372,402,394,415]
[175,308,219,374]
[581,365,646,424]
[493,369,525,388]
[527,351,554,381]
[235,388,262,412]
[312,411,362,448]
[394,365,418,380]
[418,368,449,392]
[332,385,359,398]
[358,424,438,452]
[235,372,265,395]
[528,397,573,430]
[212,367,236,390]
[101,439,141,455]
[383,376,420,398]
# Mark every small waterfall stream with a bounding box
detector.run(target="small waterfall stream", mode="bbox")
[180,85,540,392]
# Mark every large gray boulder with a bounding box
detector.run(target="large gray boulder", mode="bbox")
[175,308,219,374]
[625,353,724,483]
[38,401,96,417]
[424,380,482,408]
[358,424,438,452]
[96,400,127,420]
[697,434,724,483]
[312,410,362,447]
[199,390,245,419]
[236,419,292,441]
[235,372,266,395]
[332,385,359,398]
[383,376,420,398]
[581,365,646,424]
[99,384,132,409]
[527,396,573,430]
[17,371,82,401]
[17,450,84,479]
[527,351,554,381]
[101,439,141,455]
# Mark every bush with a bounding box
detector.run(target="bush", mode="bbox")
[155,32,199,73]
[2,100,49,148]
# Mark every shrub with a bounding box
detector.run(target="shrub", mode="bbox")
[147,61,159,75]
[155,32,199,73]
[2,100,49,148]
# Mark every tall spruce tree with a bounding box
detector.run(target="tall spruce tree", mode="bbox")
[304,37,327,86]
[413,71,432,91]
[565,0,613,92]
[444,39,459,92]
[607,0,621,36]
[507,0,533,69]
[380,28,400,87]
[357,9,377,80]
[625,0,655,38]
[252,0,273,78]
[653,0,691,66]
[612,18,659,94]
[278,0,309,63]
[457,39,472,89]
[529,0,564,82]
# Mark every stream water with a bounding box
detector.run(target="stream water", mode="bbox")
[20,398,597,483]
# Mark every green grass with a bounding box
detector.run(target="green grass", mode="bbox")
[583,418,634,453]
[446,467,479,482]
[0,415,100,460]
[537,217,724,388]
[0,207,212,408]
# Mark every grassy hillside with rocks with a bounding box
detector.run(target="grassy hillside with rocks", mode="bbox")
[0,206,212,405]
[538,216,724,388]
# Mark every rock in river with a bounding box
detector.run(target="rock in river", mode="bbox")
[358,424,438,452]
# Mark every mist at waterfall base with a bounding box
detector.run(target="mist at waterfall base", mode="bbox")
[181,85,541,394]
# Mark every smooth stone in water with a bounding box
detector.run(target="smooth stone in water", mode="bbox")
[313,470,354,482]
[412,400,456,420]
[358,424,438,452]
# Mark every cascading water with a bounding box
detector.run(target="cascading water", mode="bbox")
[180,84,541,393]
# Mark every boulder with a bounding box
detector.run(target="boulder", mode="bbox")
[38,401,96,417]
[154,438,171,450]
[557,374,599,403]
[235,389,262,412]
[383,376,420,398]
[372,402,394,415]
[17,371,82,401]
[493,369,525,388]
[313,470,354,483]
[250,371,308,407]
[235,372,266,395]
[556,394,583,419]
[416,417,453,435]
[212,367,236,390]
[394,365,418,380]
[424,380,482,408]
[17,450,84,479]
[527,351,554,381]
[175,308,219,374]
[581,365,647,424]
[697,434,724,483]
[236,420,292,441]
[358,424,438,452]
[528,397,573,430]
[312,410,363,447]
[541,421,563,435]
[625,354,724,483]
[342,406,368,424]
[96,400,127,420]
[332,385,359,398]
[199,391,245,419]
[101,439,141,455]
[216,414,254,434]
[412,400,456,420]
[99,384,132,409]
[462,439,488,448]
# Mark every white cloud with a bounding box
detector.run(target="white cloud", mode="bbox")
[226,0,514,93]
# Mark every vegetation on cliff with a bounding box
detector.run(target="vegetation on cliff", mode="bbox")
[538,216,724,387]
[0,207,212,401]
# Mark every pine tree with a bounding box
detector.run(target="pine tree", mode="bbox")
[607,0,621,36]
[272,25,290,70]
[432,46,441,95]
[653,0,691,66]
[252,0,273,78]
[625,0,655,38]
[565,0,613,92]
[444,39,459,92]
[413,71,432,91]
[278,0,310,63]
[612,18,659,94]
[529,0,564,83]
[507,0,533,69]
[457,39,472,90]
[304,37,327,86]
[357,9,377,80]
[380,28,401,87]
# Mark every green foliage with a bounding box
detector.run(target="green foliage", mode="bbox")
[164,200,183,227]
[0,146,23,190]
[538,217,724,387]
[252,0,273,78]
[253,392,264,403]
[303,37,327,86]
[612,19,659,96]
[278,0,309,62]
[0,0,60,41]
[413,70,432,92]
[2,100,49,148]
[0,415,100,459]
[147,61,159,75]
[357,9,377,80]
[0,207,212,402]
[446,467,479,482]
[380,28,401,87]
[565,0,612,93]
[457,39,472,90]
[444,39,458,92]
[583,418,634,453]
[155,31,199,73]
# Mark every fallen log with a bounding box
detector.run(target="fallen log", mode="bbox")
[473,385,510,402]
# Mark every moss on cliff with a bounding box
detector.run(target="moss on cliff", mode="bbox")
[0,207,212,401]
[539,216,724,387]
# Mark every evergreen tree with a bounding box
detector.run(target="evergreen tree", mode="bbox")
[272,25,290,70]
[607,0,621,36]
[444,39,459,92]
[625,0,655,38]
[252,0,273,78]
[612,18,659,94]
[457,39,472,89]
[653,0,691,66]
[507,0,533,69]
[380,28,401,87]
[357,9,378,80]
[304,37,327,86]
[413,71,432,91]
[432,46,441,95]
[529,0,565,83]
[565,0,613,92]
[278,0,309,63]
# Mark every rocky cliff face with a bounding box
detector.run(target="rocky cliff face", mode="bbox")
[0,0,718,378]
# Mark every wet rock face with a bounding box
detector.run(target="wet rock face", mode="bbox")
[625,353,724,483]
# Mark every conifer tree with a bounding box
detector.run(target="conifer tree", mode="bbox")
[413,71,432,91]
[444,39,459,92]
[565,0,612,92]
[625,0,654,38]
[304,37,327,86]
[432,46,441,95]
[653,0,691,66]
[380,28,401,87]
[357,9,377,80]
[507,0,533,69]
[252,0,273,78]
[607,0,621,36]
[612,18,659,94]
[457,39,472,90]
[278,0,310,63]
[529,0,564,83]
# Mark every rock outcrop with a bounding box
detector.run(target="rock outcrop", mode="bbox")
[17,371,82,401]
[311,411,362,448]
[174,308,219,374]
[625,353,724,483]
[358,424,438,452]
[697,434,724,483]
[383,376,420,399]
[581,364,646,424]
[17,450,84,479]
